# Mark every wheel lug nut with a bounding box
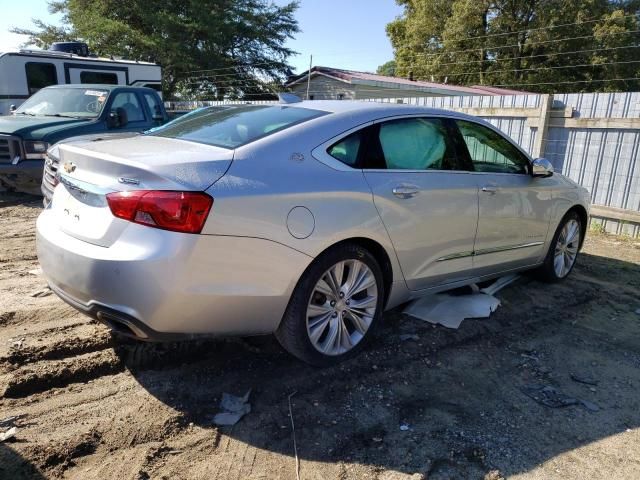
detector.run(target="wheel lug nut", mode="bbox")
[330,300,336,307]
[339,292,345,298]
[346,300,350,305]
[332,312,338,318]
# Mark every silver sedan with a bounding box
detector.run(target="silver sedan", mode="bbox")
[36,100,590,365]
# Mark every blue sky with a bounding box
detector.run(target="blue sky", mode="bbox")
[0,0,403,74]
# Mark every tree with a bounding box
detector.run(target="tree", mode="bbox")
[12,0,300,99]
[377,60,397,76]
[386,0,640,92]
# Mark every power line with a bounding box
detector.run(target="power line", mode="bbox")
[183,77,277,85]
[184,60,290,74]
[417,59,640,79]
[293,75,638,95]
[448,12,639,43]
[491,76,639,88]
[180,44,640,88]
[312,12,640,58]
[402,44,640,71]
[395,27,640,61]
[180,67,640,96]
[190,44,640,84]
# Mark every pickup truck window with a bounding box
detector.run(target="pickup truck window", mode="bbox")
[15,87,109,118]
[149,105,328,149]
[111,92,145,122]
[143,92,164,120]
[26,62,58,94]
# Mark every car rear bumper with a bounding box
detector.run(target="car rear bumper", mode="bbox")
[36,209,313,339]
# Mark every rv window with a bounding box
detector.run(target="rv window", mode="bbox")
[25,63,57,94]
[143,83,162,92]
[80,71,118,84]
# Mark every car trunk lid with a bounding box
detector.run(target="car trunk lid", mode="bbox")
[50,136,232,247]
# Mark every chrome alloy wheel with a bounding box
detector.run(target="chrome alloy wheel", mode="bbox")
[554,219,580,278]
[306,259,378,356]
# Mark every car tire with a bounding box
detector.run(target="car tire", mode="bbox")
[275,243,385,366]
[537,211,582,282]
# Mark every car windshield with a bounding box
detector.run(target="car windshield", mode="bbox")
[148,105,328,149]
[15,87,110,118]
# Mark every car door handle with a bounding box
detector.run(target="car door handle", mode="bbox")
[481,186,498,194]
[392,185,419,199]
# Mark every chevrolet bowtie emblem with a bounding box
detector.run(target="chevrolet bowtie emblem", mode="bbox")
[63,162,76,174]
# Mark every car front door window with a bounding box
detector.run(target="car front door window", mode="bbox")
[456,120,529,174]
[110,92,145,123]
[454,119,552,273]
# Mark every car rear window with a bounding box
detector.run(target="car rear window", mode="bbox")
[149,105,328,149]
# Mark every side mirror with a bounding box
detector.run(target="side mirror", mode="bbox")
[9,105,16,112]
[106,107,129,128]
[531,158,554,178]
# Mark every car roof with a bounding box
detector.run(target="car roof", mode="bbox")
[279,99,477,121]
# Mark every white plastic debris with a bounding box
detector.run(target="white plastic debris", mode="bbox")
[403,275,518,329]
[31,287,53,298]
[404,292,500,329]
[399,334,419,341]
[399,423,410,431]
[0,427,17,442]
[213,390,251,426]
[479,273,519,296]
[28,267,43,276]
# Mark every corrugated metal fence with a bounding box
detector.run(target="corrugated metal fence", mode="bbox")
[167,92,640,236]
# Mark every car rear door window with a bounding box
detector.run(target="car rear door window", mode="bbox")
[455,120,529,174]
[378,118,454,170]
[327,118,459,170]
[327,130,365,167]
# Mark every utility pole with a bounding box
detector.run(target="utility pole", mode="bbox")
[306,54,312,100]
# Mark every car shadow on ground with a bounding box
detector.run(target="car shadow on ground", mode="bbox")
[112,251,640,477]
[0,191,42,209]
[0,445,46,480]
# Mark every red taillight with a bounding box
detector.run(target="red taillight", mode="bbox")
[106,190,213,234]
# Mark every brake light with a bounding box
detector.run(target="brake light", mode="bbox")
[106,190,213,234]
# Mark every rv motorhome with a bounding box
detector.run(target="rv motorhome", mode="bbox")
[0,42,162,115]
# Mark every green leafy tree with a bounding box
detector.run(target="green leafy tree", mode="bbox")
[377,60,397,76]
[386,0,640,92]
[12,0,300,99]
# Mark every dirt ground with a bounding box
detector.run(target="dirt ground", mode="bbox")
[1,191,639,480]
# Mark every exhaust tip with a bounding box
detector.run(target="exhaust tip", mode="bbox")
[97,311,149,340]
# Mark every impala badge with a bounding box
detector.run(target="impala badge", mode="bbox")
[63,162,76,174]
[118,177,140,185]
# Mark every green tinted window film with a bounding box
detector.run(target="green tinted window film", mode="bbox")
[327,130,364,167]
[378,118,450,170]
[456,120,529,174]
